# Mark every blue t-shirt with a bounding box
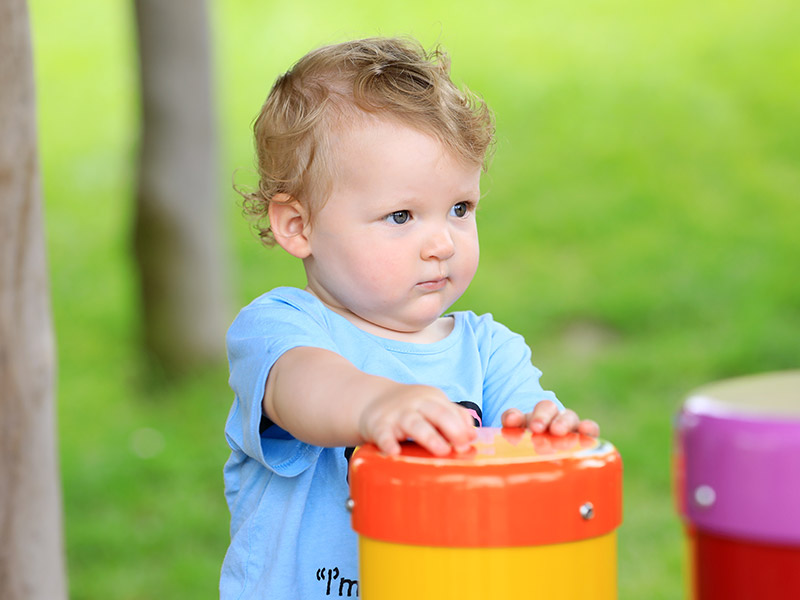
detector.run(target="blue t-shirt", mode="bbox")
[220,287,561,599]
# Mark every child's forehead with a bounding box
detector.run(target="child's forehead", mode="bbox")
[321,132,480,209]
[328,114,469,168]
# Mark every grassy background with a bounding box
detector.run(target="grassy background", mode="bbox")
[29,0,799,598]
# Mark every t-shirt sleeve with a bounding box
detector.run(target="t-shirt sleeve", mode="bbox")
[479,315,563,427]
[224,292,340,476]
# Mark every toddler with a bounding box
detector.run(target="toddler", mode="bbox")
[221,37,598,599]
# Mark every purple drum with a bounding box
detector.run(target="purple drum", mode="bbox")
[675,370,800,599]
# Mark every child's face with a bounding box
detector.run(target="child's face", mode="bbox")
[302,117,482,338]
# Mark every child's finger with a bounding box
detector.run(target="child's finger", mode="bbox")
[373,428,403,456]
[420,402,476,451]
[548,409,580,436]
[500,407,527,428]
[528,400,560,433]
[399,410,454,457]
[454,407,479,451]
[578,419,600,437]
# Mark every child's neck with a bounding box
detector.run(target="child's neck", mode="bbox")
[355,315,455,344]
[305,287,454,344]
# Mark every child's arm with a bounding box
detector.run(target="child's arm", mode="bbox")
[263,346,478,456]
[500,400,600,437]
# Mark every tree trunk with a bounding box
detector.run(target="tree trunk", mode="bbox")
[133,0,230,374]
[0,1,69,598]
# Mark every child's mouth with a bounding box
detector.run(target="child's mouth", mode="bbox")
[417,278,448,291]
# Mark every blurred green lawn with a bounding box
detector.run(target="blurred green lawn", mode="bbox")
[29,0,799,598]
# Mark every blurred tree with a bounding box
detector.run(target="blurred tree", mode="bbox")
[0,1,68,598]
[133,0,230,375]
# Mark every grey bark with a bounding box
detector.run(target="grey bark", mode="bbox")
[0,1,69,598]
[133,0,230,374]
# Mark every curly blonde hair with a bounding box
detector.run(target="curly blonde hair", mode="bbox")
[240,37,495,246]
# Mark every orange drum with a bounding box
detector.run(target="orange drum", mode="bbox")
[349,427,623,599]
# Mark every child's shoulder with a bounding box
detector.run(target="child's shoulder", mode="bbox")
[231,286,327,330]
[450,309,518,340]
[242,286,319,312]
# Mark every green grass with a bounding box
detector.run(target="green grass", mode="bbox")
[29,0,800,597]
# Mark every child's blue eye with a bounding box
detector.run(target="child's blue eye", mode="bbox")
[451,202,470,218]
[386,210,410,225]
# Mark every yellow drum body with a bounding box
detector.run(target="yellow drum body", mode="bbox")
[349,428,623,599]
[360,532,617,599]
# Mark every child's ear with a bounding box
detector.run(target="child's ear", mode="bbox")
[269,194,312,259]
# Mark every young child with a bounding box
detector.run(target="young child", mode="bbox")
[221,37,599,599]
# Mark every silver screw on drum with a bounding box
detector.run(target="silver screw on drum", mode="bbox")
[694,485,716,508]
[345,498,355,513]
[580,502,595,520]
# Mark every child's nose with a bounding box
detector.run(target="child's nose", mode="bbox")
[421,227,455,260]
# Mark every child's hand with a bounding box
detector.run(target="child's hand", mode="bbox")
[359,383,478,457]
[501,400,599,437]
